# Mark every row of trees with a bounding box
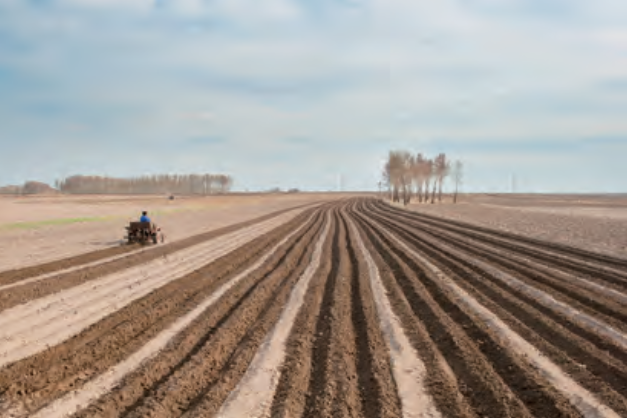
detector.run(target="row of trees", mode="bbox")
[382,151,463,205]
[55,173,233,195]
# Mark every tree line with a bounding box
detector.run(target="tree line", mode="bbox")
[55,173,233,195]
[382,150,463,205]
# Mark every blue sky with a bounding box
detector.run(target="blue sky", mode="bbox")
[0,0,626,193]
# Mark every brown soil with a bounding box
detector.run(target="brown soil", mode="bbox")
[1,197,626,418]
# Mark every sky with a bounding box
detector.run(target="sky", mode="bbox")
[0,0,626,193]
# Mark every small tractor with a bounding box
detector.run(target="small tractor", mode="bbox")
[125,222,164,245]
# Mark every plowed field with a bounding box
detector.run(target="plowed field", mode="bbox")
[1,198,626,417]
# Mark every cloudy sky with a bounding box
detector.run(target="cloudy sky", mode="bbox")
[0,0,626,192]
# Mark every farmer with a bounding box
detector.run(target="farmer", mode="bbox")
[140,211,151,223]
[140,210,156,233]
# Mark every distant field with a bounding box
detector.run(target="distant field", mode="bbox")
[0,193,352,272]
[403,192,627,258]
[2,198,626,418]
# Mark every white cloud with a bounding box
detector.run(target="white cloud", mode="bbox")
[56,0,154,11]
[206,0,302,24]
[2,0,627,190]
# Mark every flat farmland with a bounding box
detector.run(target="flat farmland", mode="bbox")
[1,197,627,417]
[0,193,343,273]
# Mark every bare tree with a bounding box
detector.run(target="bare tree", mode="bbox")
[452,160,463,203]
[422,158,434,204]
[398,151,413,205]
[434,153,450,203]
[412,153,429,203]
[386,151,404,203]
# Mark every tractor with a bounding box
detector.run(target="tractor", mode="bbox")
[125,221,164,245]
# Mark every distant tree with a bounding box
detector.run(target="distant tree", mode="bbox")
[433,153,450,203]
[452,160,463,203]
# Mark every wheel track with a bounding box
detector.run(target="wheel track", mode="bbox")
[378,200,627,270]
[0,208,323,416]
[346,212,442,418]
[372,217,622,418]
[377,201,627,284]
[274,204,401,418]
[181,211,331,418]
[360,204,627,415]
[5,197,623,418]
[369,203,627,327]
[350,211,474,418]
[0,202,322,310]
[353,209,539,417]
[368,204,627,362]
[268,206,340,418]
[64,206,327,418]
[0,208,310,371]
[343,209,401,418]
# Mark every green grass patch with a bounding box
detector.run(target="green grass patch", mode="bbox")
[0,215,118,231]
[0,207,198,232]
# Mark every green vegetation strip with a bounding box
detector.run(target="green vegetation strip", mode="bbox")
[0,207,195,232]
[0,216,116,231]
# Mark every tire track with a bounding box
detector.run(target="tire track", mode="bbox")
[0,201,321,284]
[363,206,622,418]
[0,202,322,312]
[378,200,627,272]
[0,210,304,369]
[369,206,627,350]
[26,209,323,418]
[268,207,339,418]
[270,203,402,418]
[346,214,441,418]
[378,202,627,285]
[354,210,534,417]
[214,211,332,418]
[0,209,322,415]
[70,207,328,418]
[370,205,627,363]
[363,203,627,414]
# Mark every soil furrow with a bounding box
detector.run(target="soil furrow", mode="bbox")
[0,202,322,310]
[173,214,330,418]
[215,212,332,417]
[377,202,627,286]
[365,209,621,418]
[2,197,624,418]
[354,211,533,418]
[353,215,476,418]
[371,206,627,354]
[342,210,402,418]
[67,207,328,418]
[377,200,627,271]
[346,214,442,418]
[0,209,322,416]
[0,211,304,369]
[268,207,340,418]
[363,206,627,415]
[290,207,367,417]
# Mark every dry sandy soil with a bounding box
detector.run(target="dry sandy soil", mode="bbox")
[1,197,627,418]
[401,193,627,259]
[0,193,346,273]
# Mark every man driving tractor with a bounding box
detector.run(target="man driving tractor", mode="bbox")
[124,211,164,245]
[140,211,151,223]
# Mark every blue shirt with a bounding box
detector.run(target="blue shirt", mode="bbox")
[140,215,151,223]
